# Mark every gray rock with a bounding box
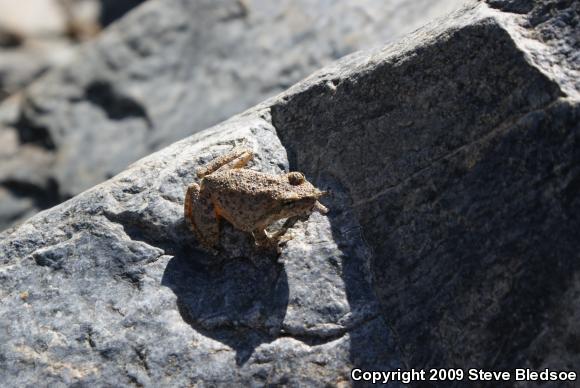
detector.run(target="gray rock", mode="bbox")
[1,0,578,386]
[0,0,143,102]
[0,0,466,230]
[271,0,580,376]
[0,0,68,39]
[0,115,400,386]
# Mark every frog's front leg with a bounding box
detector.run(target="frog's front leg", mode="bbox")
[252,228,277,250]
[251,226,293,252]
[184,182,220,252]
[197,146,254,178]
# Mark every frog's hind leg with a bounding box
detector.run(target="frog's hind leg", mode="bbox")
[215,150,254,173]
[185,183,220,251]
[197,146,254,178]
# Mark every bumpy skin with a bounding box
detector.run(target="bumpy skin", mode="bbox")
[184,146,327,251]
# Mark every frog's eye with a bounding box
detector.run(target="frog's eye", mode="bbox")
[287,172,305,185]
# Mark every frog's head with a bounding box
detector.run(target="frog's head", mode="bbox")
[278,172,328,218]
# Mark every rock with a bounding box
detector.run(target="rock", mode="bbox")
[0,0,148,230]
[0,0,144,43]
[62,0,148,41]
[1,0,578,386]
[61,0,103,41]
[0,0,68,39]
[271,0,580,374]
[0,116,399,386]
[0,43,76,101]
[0,0,145,104]
[0,0,466,230]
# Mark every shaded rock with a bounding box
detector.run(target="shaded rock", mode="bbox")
[1,0,578,386]
[0,0,466,230]
[99,0,148,27]
[271,0,580,377]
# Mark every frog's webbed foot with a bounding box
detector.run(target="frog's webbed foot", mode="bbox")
[197,146,254,178]
[185,183,220,253]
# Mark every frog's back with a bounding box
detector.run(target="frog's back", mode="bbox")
[203,169,285,197]
[202,169,283,231]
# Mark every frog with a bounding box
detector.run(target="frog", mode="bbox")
[184,145,328,252]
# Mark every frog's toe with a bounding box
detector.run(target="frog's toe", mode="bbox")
[252,229,279,251]
[277,231,294,245]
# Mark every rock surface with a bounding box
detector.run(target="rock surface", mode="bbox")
[1,0,579,386]
[0,0,466,231]
[271,0,580,378]
[0,0,144,102]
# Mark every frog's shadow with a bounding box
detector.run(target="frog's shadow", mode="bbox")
[160,223,289,366]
